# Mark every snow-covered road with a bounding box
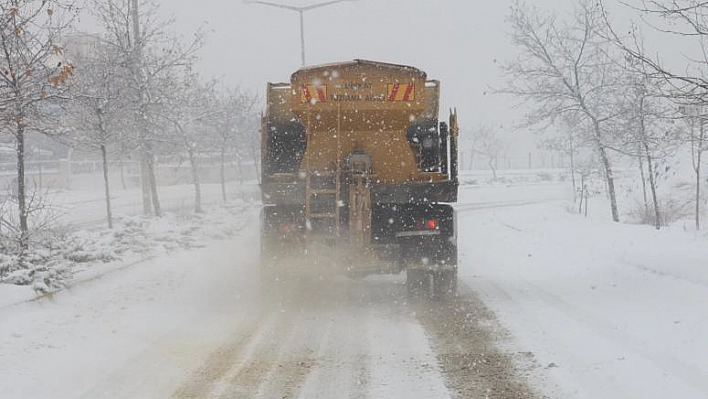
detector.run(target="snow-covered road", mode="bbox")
[0,200,533,399]
[2,179,707,398]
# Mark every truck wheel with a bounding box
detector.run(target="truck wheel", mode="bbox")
[406,269,421,298]
[406,269,431,300]
[432,268,457,300]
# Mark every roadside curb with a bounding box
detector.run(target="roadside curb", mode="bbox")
[0,256,156,310]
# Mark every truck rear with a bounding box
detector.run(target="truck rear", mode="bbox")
[260,59,459,299]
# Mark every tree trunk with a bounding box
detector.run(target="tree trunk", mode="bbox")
[146,146,161,217]
[488,156,497,180]
[100,144,113,229]
[15,123,28,250]
[119,154,127,190]
[569,138,576,199]
[188,146,202,213]
[694,121,704,231]
[643,143,661,229]
[598,145,619,222]
[250,145,261,185]
[140,154,152,215]
[237,156,244,185]
[130,0,156,216]
[579,174,585,214]
[220,146,227,202]
[528,152,532,169]
[696,148,702,231]
[638,149,648,218]
[593,119,619,222]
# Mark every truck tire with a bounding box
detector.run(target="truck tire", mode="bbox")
[406,269,430,299]
[407,268,457,301]
[432,268,457,300]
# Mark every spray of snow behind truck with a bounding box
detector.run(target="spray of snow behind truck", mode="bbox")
[260,59,459,299]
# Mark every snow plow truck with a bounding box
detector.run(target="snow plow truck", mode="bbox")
[260,59,459,299]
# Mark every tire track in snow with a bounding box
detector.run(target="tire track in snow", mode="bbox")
[171,310,278,399]
[455,199,559,215]
[233,308,316,399]
[172,275,455,398]
[414,283,541,399]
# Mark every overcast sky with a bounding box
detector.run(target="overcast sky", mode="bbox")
[79,0,699,162]
[158,0,538,130]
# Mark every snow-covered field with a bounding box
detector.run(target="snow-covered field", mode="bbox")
[1,172,707,398]
[459,183,708,398]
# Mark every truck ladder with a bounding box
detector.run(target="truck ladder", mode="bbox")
[305,170,342,236]
[304,105,343,240]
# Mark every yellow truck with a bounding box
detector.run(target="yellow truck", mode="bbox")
[260,59,459,299]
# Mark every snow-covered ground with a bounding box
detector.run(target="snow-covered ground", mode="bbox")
[0,182,259,298]
[1,172,707,398]
[458,181,708,398]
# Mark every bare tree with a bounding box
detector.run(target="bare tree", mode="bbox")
[222,87,259,190]
[605,1,708,102]
[62,34,132,228]
[615,59,682,229]
[624,82,663,227]
[603,1,708,229]
[158,71,218,213]
[541,114,590,197]
[215,90,240,199]
[459,127,480,170]
[472,124,506,180]
[0,0,76,249]
[500,0,625,222]
[91,0,204,217]
[680,105,708,229]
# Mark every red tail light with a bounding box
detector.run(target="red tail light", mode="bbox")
[279,222,292,233]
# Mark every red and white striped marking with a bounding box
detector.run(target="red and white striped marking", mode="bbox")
[300,85,327,103]
[387,83,415,101]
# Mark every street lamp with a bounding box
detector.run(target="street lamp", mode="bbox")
[244,0,359,66]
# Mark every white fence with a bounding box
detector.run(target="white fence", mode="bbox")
[0,159,260,194]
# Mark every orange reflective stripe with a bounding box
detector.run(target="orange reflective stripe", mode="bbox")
[316,87,326,102]
[301,85,326,103]
[402,83,414,101]
[388,83,400,101]
[301,85,312,103]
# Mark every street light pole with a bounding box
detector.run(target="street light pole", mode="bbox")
[244,0,359,66]
[299,10,305,65]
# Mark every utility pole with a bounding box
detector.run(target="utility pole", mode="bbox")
[244,0,359,66]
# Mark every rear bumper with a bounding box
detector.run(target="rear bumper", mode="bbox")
[372,181,458,203]
[261,180,459,205]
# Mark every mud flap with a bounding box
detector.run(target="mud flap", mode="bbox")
[402,233,458,301]
[406,267,457,301]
